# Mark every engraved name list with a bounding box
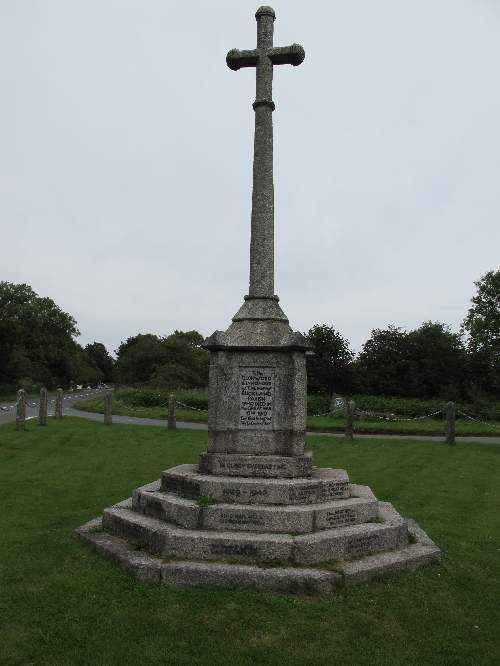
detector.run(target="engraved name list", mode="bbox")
[239,367,275,429]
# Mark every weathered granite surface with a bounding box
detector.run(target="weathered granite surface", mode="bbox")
[160,465,350,505]
[38,387,48,426]
[54,388,63,419]
[199,452,312,478]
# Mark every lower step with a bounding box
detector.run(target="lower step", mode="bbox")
[101,500,408,565]
[76,517,440,593]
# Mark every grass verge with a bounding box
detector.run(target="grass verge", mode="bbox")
[73,397,500,436]
[0,418,499,665]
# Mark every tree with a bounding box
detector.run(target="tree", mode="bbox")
[355,322,469,399]
[84,342,114,382]
[72,344,104,386]
[305,324,354,395]
[462,270,500,393]
[0,282,80,388]
[355,326,409,396]
[406,322,468,399]
[152,330,208,388]
[114,330,209,388]
[115,334,166,384]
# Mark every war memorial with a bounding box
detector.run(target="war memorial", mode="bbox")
[77,7,440,594]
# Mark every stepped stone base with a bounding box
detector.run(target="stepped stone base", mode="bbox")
[76,516,439,594]
[76,461,441,594]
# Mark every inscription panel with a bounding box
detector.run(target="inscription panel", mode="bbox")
[318,481,350,501]
[324,508,357,528]
[239,367,275,429]
[346,534,382,557]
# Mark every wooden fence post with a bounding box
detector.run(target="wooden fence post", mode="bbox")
[168,394,177,430]
[104,392,113,425]
[16,389,26,432]
[38,387,48,426]
[345,399,355,441]
[446,401,456,445]
[55,388,63,419]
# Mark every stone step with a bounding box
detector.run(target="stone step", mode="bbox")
[77,515,440,593]
[293,502,408,565]
[102,502,294,564]
[199,452,313,478]
[161,464,350,505]
[339,542,441,585]
[133,480,378,534]
[102,500,408,565]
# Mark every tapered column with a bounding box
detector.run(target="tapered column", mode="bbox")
[249,7,275,297]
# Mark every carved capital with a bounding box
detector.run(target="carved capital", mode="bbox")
[253,99,275,111]
[255,6,276,20]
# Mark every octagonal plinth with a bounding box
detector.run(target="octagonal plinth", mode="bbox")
[203,296,310,458]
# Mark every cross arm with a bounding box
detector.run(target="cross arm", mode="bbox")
[226,49,259,71]
[268,44,305,67]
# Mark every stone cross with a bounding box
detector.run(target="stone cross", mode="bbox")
[227,6,304,298]
[39,387,48,426]
[55,388,63,419]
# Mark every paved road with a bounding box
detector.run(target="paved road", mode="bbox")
[0,389,109,426]
[3,393,499,444]
[65,405,209,430]
[63,405,500,444]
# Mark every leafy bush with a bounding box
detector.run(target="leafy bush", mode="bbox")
[306,393,500,421]
[307,394,331,416]
[113,387,208,410]
[110,387,500,422]
[0,383,18,397]
[352,395,500,421]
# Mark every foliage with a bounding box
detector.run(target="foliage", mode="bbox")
[115,331,208,389]
[462,269,500,394]
[0,281,78,389]
[309,393,500,421]
[355,322,468,399]
[111,387,208,409]
[0,282,115,390]
[307,393,331,416]
[1,419,500,665]
[76,397,209,424]
[305,324,354,395]
[84,342,114,382]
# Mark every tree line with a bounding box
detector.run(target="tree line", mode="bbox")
[0,270,498,400]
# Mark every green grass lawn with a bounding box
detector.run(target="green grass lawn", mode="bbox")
[74,396,500,436]
[0,418,499,665]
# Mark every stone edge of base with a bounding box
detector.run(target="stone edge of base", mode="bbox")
[75,515,441,594]
[338,517,441,585]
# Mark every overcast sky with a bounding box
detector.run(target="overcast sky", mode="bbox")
[2,1,499,355]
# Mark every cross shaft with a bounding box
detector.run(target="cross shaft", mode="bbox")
[227,6,305,298]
